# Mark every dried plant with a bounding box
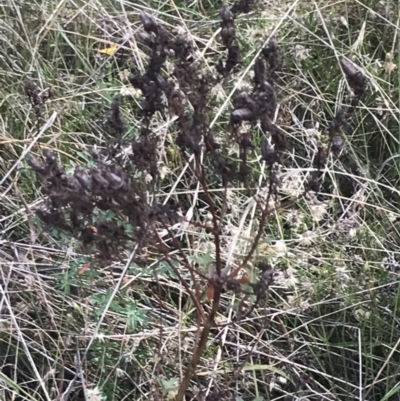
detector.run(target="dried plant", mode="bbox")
[26,4,364,400]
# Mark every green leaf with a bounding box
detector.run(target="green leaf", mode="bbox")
[242,364,291,382]
[126,301,149,331]
[193,251,214,267]
[159,377,177,393]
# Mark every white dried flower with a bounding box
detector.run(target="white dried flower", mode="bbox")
[254,187,277,210]
[145,173,153,183]
[297,230,316,246]
[294,44,311,61]
[382,254,399,271]
[336,265,352,290]
[285,209,304,229]
[280,170,304,198]
[87,387,105,401]
[120,85,141,98]
[304,128,321,146]
[210,83,226,102]
[274,267,297,289]
[309,203,327,222]
[159,165,171,179]
[354,308,371,322]
[332,217,360,239]
[118,69,130,81]
[300,276,314,294]
[340,16,348,27]
[271,240,287,257]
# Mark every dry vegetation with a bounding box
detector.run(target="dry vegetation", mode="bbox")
[1,0,400,400]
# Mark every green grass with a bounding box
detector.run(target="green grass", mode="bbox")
[1,0,400,400]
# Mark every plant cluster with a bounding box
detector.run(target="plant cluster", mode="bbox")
[25,2,369,400]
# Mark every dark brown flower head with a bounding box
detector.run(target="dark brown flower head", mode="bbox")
[314,147,327,169]
[239,132,254,150]
[330,135,345,155]
[231,0,254,15]
[340,58,366,97]
[27,156,47,176]
[261,137,279,166]
[204,130,221,153]
[140,11,158,34]
[89,145,101,162]
[107,98,125,136]
[74,170,93,191]
[231,108,255,123]
[254,57,266,87]
[263,122,286,151]
[262,37,283,76]
[220,6,233,23]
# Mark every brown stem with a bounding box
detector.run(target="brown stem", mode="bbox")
[175,286,222,401]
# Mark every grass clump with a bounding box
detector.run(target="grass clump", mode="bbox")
[1,1,400,401]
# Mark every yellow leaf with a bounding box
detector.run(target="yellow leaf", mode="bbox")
[99,44,118,56]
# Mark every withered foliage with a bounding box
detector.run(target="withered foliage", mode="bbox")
[107,98,125,138]
[231,0,254,15]
[261,36,283,78]
[26,8,294,265]
[218,6,242,77]
[28,148,180,261]
[229,45,286,181]
[217,0,256,78]
[25,79,54,117]
[340,57,366,99]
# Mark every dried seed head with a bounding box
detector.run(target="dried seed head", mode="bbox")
[106,172,124,190]
[261,138,278,166]
[89,145,100,161]
[231,108,254,122]
[25,79,39,100]
[220,6,233,23]
[27,156,47,176]
[45,150,57,164]
[140,11,158,33]
[74,170,93,191]
[90,169,109,188]
[314,147,327,169]
[108,98,125,136]
[134,30,154,47]
[331,135,345,155]
[262,37,283,74]
[340,58,362,79]
[340,57,366,96]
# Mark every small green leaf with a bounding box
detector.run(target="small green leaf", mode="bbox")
[194,251,214,267]
[242,364,291,383]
